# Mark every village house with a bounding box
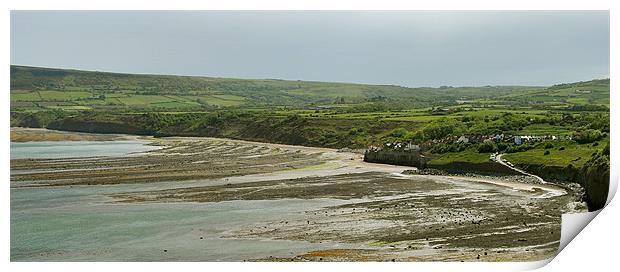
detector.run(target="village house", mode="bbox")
[456,135,469,144]
[405,142,420,151]
[514,135,560,145]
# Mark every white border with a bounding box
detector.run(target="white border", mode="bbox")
[0,0,615,10]
[2,1,617,272]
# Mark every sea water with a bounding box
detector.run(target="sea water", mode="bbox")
[10,139,344,261]
[10,184,345,261]
[10,140,160,159]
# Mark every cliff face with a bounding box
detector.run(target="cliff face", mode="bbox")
[46,118,150,136]
[517,164,580,184]
[515,152,609,211]
[580,152,610,211]
[11,111,412,149]
[429,161,522,176]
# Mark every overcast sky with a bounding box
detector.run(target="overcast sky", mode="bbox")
[11,11,609,87]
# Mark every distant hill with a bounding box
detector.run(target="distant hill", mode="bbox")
[10,65,608,112]
[11,65,548,111]
[497,78,609,107]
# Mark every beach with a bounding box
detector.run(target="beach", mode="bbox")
[10,128,587,261]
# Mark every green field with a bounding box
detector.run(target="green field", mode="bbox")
[38,90,93,101]
[116,95,176,105]
[10,91,41,101]
[428,149,491,166]
[502,140,604,168]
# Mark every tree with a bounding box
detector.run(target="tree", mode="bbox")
[573,129,603,144]
[420,118,462,140]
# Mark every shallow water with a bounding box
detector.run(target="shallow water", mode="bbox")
[10,139,346,261]
[11,184,350,261]
[10,140,159,159]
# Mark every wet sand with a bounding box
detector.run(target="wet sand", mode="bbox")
[10,128,587,261]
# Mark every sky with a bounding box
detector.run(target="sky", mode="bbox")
[11,11,609,87]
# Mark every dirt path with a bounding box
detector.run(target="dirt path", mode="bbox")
[496,153,546,184]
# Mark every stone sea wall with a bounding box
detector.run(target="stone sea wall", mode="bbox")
[364,150,430,168]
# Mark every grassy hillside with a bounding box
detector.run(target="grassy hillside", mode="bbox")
[11,65,548,111]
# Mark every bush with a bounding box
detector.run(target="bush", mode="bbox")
[477,140,497,153]
[544,142,554,149]
[496,142,509,152]
[559,146,565,151]
[387,128,409,138]
[348,127,365,136]
[544,150,550,155]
